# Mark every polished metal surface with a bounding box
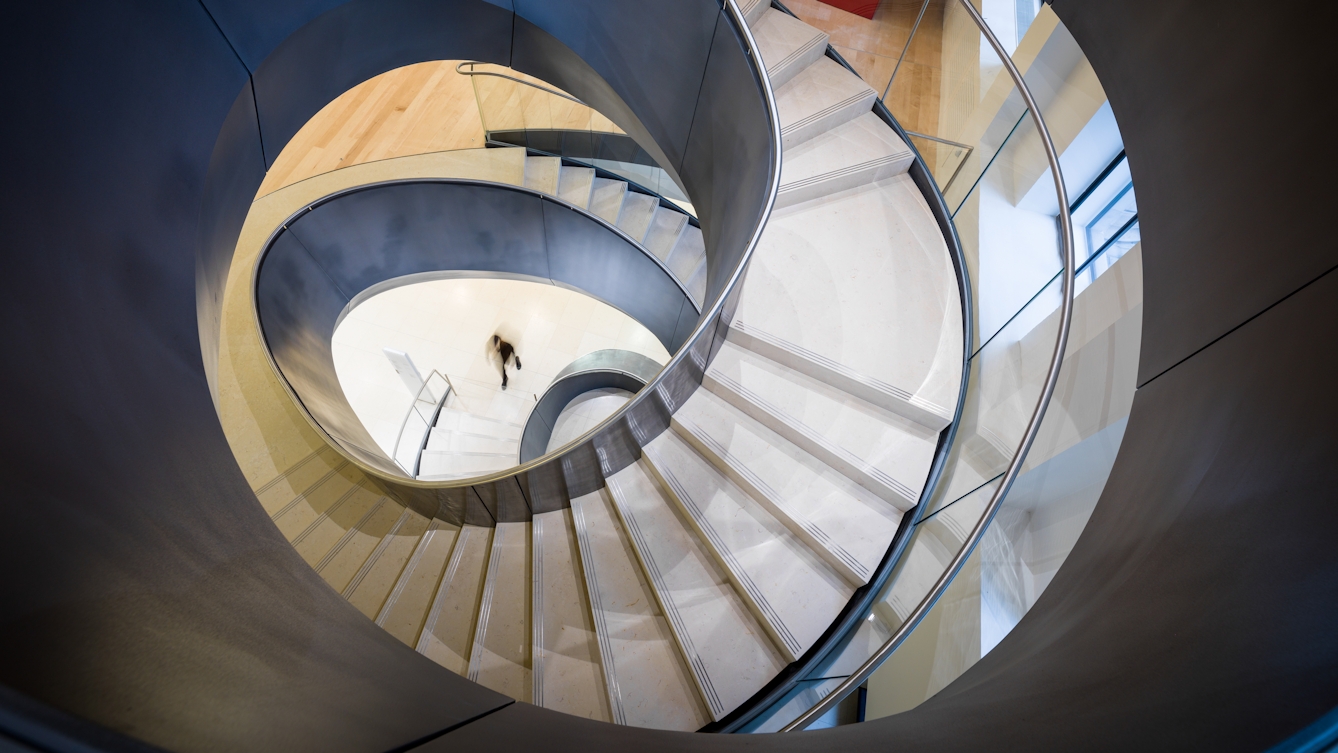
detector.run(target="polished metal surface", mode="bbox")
[518,349,664,463]
[253,179,697,483]
[250,0,780,530]
[455,60,586,104]
[780,0,1076,729]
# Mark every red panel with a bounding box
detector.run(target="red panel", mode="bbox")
[815,0,878,20]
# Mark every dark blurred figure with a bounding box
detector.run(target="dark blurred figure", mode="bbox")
[493,335,522,388]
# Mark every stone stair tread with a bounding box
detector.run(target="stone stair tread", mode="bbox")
[314,497,403,595]
[468,521,532,701]
[417,524,493,676]
[739,0,769,25]
[732,175,962,424]
[375,520,461,647]
[673,389,904,585]
[589,178,628,224]
[426,428,519,455]
[343,509,431,618]
[642,207,689,262]
[418,450,517,479]
[524,155,562,195]
[705,340,936,508]
[776,56,876,149]
[778,111,915,208]
[752,9,830,89]
[641,430,853,662]
[557,165,596,208]
[569,489,710,730]
[666,224,706,283]
[616,192,659,243]
[531,509,611,721]
[435,409,524,440]
[604,461,785,721]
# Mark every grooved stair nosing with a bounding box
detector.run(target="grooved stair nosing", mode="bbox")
[416,524,473,655]
[375,520,444,628]
[270,460,351,521]
[569,496,628,725]
[671,416,870,586]
[315,496,389,573]
[729,320,952,430]
[781,90,875,139]
[605,473,726,720]
[706,369,920,506]
[779,153,913,195]
[641,446,803,661]
[342,507,414,599]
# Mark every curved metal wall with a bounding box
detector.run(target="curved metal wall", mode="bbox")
[9,0,1326,750]
[0,0,773,749]
[254,180,695,480]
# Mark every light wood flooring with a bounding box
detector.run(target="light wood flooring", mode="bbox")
[258,61,486,197]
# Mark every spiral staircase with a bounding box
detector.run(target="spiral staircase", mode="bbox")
[2,0,1334,750]
[250,2,960,729]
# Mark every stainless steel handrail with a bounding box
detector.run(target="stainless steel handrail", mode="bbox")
[454,61,588,105]
[781,0,1075,730]
[253,0,781,492]
[390,369,456,477]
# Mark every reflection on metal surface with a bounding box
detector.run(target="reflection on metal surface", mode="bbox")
[248,0,781,527]
[519,350,663,464]
[780,0,1076,731]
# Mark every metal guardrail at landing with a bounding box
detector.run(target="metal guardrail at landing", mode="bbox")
[455,61,587,105]
[778,0,1076,731]
[391,369,457,478]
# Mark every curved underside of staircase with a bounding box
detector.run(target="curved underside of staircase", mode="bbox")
[223,0,967,727]
[3,0,1336,751]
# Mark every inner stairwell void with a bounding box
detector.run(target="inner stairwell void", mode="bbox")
[227,5,963,732]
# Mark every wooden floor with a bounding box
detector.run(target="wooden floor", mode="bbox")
[258,61,487,197]
[257,10,965,194]
[785,0,966,177]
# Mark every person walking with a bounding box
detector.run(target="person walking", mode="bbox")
[493,334,522,388]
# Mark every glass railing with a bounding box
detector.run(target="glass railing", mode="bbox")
[456,61,692,208]
[390,370,455,477]
[758,0,1082,732]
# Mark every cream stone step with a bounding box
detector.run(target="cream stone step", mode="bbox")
[776,57,877,149]
[524,155,561,195]
[314,497,405,594]
[589,178,628,224]
[375,519,461,647]
[777,111,915,209]
[531,509,611,721]
[730,175,963,427]
[254,446,345,518]
[343,508,431,617]
[752,9,829,89]
[557,165,596,208]
[290,480,385,567]
[568,489,710,731]
[739,0,769,25]
[426,428,519,455]
[615,192,658,243]
[417,524,493,675]
[418,450,517,480]
[665,224,706,285]
[642,206,689,262]
[435,409,524,441]
[604,461,785,721]
[705,340,936,509]
[671,389,904,586]
[268,458,356,538]
[640,430,852,663]
[468,521,532,702]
